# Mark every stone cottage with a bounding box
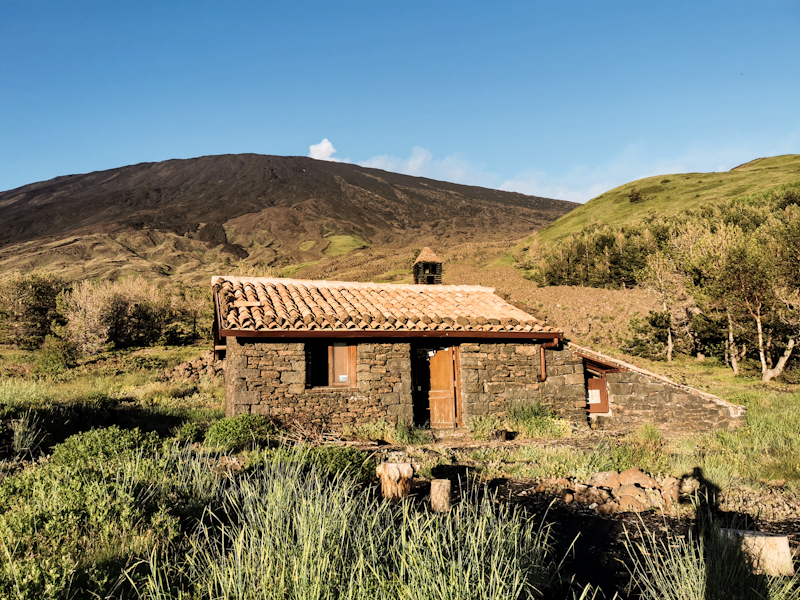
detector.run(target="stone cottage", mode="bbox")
[212,251,744,435]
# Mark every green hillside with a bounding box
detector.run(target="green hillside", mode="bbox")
[536,154,800,243]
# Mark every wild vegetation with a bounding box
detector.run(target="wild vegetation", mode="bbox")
[523,184,800,381]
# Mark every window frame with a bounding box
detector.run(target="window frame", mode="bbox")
[306,342,357,389]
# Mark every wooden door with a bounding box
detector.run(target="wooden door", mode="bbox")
[587,377,609,413]
[429,347,459,428]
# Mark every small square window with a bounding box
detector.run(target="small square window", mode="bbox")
[306,342,356,388]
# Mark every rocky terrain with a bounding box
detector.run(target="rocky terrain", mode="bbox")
[0,154,577,283]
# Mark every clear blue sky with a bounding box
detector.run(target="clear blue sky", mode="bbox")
[2,1,798,201]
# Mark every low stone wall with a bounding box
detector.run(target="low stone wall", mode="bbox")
[224,338,413,428]
[161,351,224,382]
[596,370,745,434]
[459,343,587,424]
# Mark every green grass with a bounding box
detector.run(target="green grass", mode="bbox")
[280,259,322,278]
[298,240,317,251]
[534,154,800,244]
[323,234,371,257]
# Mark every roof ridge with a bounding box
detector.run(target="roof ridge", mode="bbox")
[211,275,495,293]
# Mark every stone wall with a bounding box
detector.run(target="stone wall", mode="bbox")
[225,337,413,428]
[593,370,745,434]
[223,337,744,434]
[458,343,587,424]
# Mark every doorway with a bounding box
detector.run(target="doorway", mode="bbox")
[412,344,463,428]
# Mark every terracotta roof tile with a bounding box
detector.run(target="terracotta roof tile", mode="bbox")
[212,276,560,335]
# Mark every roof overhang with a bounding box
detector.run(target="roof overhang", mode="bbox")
[217,327,563,340]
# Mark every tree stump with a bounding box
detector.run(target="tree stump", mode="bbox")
[376,463,414,500]
[721,529,795,576]
[430,479,451,512]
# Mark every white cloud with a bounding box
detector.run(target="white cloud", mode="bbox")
[359,147,497,188]
[308,138,340,161]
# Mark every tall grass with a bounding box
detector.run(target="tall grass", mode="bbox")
[136,447,555,600]
[624,506,800,600]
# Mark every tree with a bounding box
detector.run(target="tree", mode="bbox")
[0,272,67,349]
[637,251,693,361]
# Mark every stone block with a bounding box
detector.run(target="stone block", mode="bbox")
[461,370,479,383]
[564,373,584,385]
[381,393,400,406]
[608,383,632,396]
[231,390,260,405]
[280,371,305,384]
[516,344,538,356]
[287,383,305,395]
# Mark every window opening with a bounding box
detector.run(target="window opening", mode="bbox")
[306,342,356,388]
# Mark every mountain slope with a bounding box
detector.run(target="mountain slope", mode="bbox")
[0,154,577,282]
[535,154,800,243]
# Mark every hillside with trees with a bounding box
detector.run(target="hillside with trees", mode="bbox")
[520,164,800,381]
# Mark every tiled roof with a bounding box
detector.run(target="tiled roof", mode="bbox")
[212,276,560,334]
[414,247,441,265]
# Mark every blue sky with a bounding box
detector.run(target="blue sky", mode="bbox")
[1,1,798,201]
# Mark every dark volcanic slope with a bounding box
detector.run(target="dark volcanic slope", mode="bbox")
[0,154,577,248]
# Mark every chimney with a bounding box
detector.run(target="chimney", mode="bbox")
[413,247,442,284]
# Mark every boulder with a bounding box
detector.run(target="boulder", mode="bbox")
[588,471,621,489]
[619,467,658,489]
[613,484,650,506]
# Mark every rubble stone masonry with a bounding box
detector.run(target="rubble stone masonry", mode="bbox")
[458,343,587,424]
[223,337,744,434]
[224,337,413,428]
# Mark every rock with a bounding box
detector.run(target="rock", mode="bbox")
[661,477,680,507]
[596,501,619,515]
[535,483,548,493]
[561,491,574,504]
[617,496,646,512]
[588,471,621,488]
[680,476,700,495]
[613,484,650,506]
[619,467,658,489]
[586,487,611,504]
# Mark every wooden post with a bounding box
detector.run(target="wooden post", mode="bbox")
[376,463,414,500]
[430,479,451,512]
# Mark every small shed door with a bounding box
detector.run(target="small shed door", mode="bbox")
[587,377,609,413]
[429,347,460,428]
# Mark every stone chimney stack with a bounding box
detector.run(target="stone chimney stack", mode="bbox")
[413,247,442,284]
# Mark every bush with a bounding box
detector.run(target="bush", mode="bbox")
[35,335,78,374]
[204,414,279,452]
[468,414,503,440]
[50,426,160,466]
[172,421,208,443]
[507,401,569,438]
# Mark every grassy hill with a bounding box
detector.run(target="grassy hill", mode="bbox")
[535,154,800,244]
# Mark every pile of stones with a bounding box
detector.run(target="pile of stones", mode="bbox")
[161,351,224,382]
[534,468,682,515]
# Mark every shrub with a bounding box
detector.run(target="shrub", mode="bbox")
[173,421,208,443]
[50,426,160,466]
[204,414,279,452]
[35,335,78,374]
[507,401,569,438]
[468,414,503,440]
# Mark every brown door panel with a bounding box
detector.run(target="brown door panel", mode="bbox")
[587,377,609,413]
